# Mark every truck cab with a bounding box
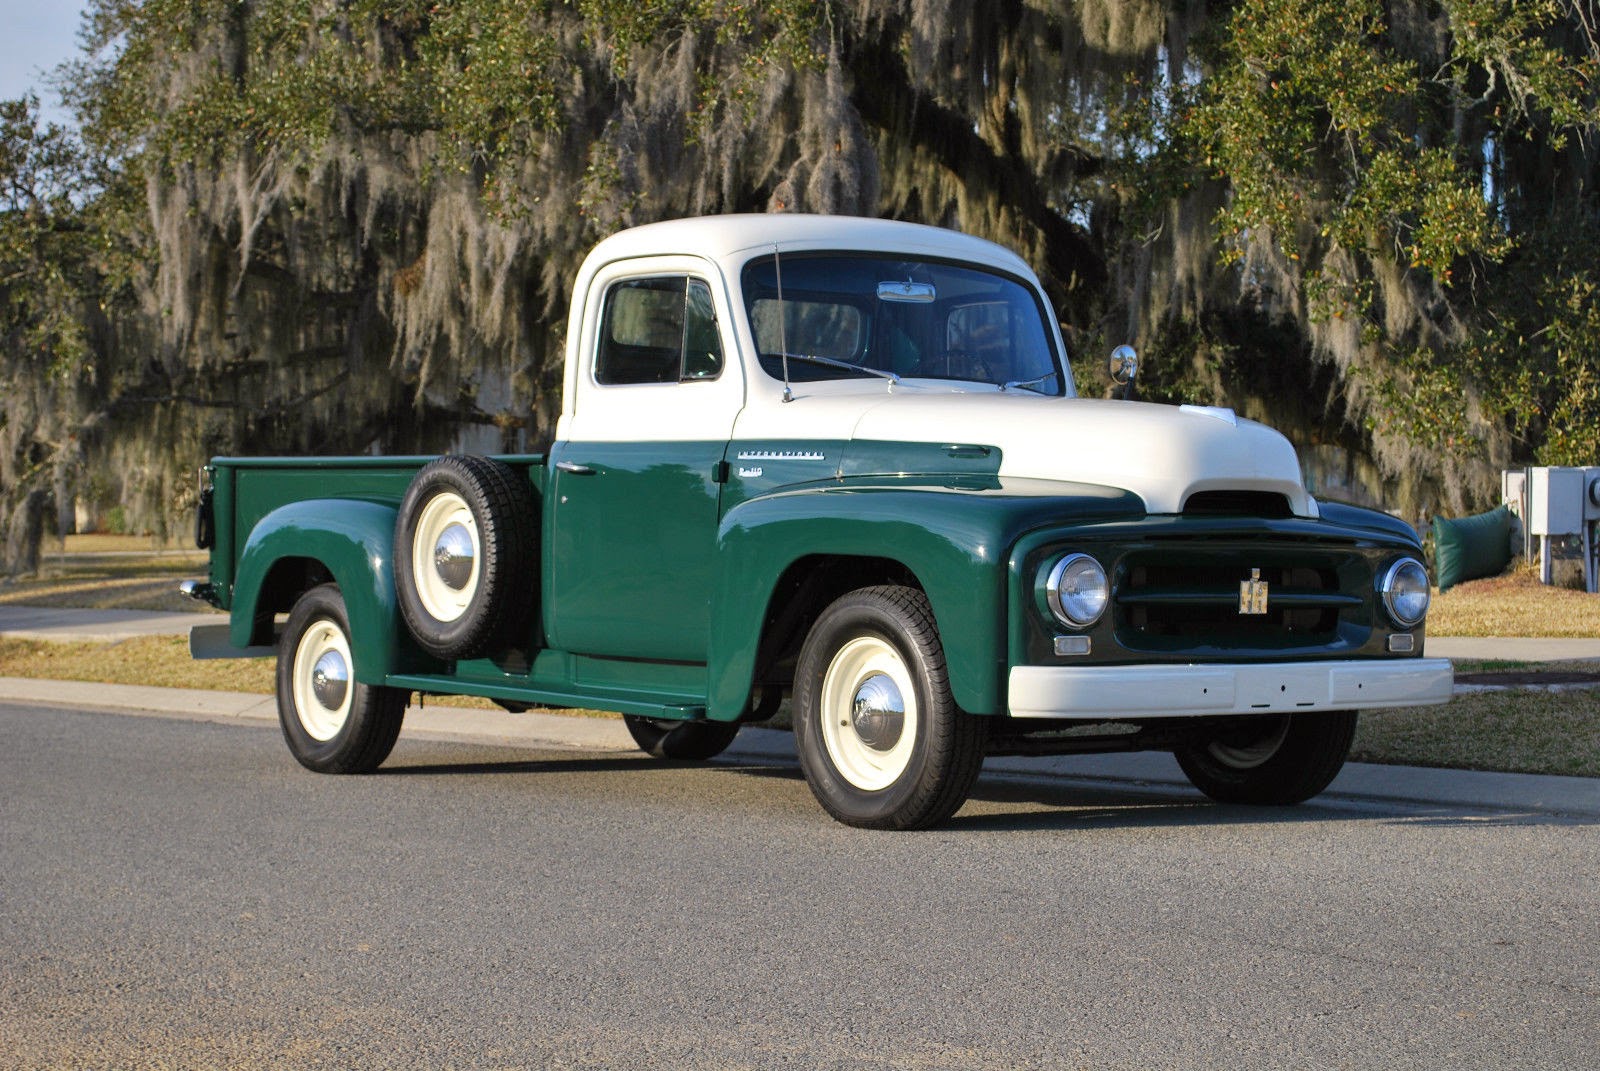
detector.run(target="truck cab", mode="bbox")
[189,214,1454,829]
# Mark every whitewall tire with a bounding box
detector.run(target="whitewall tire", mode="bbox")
[793,586,986,829]
[276,584,407,774]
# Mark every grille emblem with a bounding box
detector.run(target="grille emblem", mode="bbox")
[1239,568,1270,615]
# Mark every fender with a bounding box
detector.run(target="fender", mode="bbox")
[708,479,1144,720]
[231,499,411,684]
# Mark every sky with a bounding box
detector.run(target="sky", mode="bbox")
[0,2,92,125]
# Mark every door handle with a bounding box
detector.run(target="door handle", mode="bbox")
[555,461,596,476]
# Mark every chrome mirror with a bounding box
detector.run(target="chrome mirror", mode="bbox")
[1108,344,1138,385]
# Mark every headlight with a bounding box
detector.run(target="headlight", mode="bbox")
[1380,558,1430,628]
[1045,554,1109,628]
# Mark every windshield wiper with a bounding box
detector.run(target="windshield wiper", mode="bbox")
[999,371,1058,394]
[775,352,901,385]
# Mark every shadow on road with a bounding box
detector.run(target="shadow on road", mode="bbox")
[374,743,1595,831]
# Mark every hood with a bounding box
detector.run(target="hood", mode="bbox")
[847,392,1313,517]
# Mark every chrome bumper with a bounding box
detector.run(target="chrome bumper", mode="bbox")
[1007,658,1454,719]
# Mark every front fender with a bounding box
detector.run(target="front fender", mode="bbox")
[708,482,1142,720]
[232,499,409,684]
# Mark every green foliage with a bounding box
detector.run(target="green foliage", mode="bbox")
[77,0,829,215]
[7,0,1599,550]
[1185,0,1510,278]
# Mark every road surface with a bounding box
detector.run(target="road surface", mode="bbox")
[2,703,1596,1069]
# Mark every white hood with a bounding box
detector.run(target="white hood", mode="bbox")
[847,392,1314,517]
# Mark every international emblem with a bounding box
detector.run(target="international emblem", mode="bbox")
[1239,567,1269,615]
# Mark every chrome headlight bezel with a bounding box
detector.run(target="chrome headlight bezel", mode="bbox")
[1379,557,1430,629]
[1044,553,1110,629]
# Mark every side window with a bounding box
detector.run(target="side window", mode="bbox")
[596,276,723,385]
[682,279,723,379]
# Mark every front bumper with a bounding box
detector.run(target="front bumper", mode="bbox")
[1007,658,1454,720]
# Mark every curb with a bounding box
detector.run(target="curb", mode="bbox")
[7,675,1598,820]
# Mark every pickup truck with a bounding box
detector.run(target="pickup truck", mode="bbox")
[184,214,1453,829]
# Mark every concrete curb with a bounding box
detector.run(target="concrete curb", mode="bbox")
[7,675,1598,820]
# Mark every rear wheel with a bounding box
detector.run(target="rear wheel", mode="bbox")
[792,586,985,829]
[277,584,407,774]
[1174,711,1357,805]
[623,716,740,760]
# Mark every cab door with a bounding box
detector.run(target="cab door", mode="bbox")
[544,259,742,663]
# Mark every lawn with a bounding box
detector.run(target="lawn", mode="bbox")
[1428,564,1600,637]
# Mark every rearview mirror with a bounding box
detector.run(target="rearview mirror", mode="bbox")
[1108,344,1138,385]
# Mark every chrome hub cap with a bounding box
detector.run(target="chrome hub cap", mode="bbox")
[819,635,919,791]
[411,491,481,623]
[850,674,905,751]
[292,619,354,742]
[310,649,349,710]
[432,522,475,590]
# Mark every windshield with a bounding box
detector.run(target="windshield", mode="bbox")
[740,253,1066,393]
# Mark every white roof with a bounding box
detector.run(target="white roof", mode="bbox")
[581,214,1035,277]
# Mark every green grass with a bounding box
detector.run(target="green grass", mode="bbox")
[1354,689,1600,778]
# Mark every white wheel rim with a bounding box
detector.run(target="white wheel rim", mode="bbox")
[411,491,481,623]
[1209,718,1290,769]
[292,619,354,742]
[818,635,919,791]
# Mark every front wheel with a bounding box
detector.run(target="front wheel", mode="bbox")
[792,586,986,830]
[1174,711,1357,805]
[276,584,408,774]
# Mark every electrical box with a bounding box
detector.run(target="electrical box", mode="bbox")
[1584,467,1600,522]
[1528,466,1586,535]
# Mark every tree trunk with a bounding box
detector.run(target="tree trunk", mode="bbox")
[3,489,52,578]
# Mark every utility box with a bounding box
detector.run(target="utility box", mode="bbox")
[1524,466,1598,592]
[1528,466,1586,535]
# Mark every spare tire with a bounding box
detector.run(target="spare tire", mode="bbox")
[395,455,536,660]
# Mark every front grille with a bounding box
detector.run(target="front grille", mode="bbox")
[1115,546,1365,653]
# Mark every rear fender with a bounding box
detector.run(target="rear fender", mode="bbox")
[232,499,420,683]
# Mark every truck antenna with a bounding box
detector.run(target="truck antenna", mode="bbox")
[774,242,793,403]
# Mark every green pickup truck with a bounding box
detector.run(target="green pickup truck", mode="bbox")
[184,214,1452,829]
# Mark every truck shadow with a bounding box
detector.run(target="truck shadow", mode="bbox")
[374,749,1593,831]
[377,754,658,778]
[949,775,1594,832]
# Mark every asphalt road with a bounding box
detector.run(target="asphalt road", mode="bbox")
[3,703,1597,1071]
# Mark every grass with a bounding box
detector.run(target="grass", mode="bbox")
[1354,689,1600,778]
[0,635,273,692]
[1428,564,1600,637]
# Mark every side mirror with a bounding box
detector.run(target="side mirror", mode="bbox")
[1108,344,1138,385]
